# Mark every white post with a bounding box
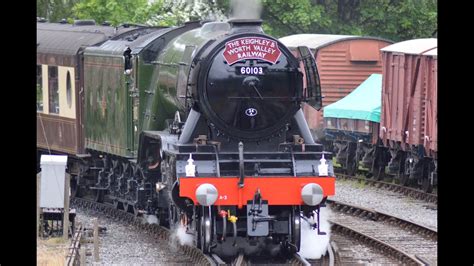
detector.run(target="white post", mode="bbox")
[63,173,70,240]
[37,173,41,238]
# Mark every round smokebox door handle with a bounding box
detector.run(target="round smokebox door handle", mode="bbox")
[243,76,264,100]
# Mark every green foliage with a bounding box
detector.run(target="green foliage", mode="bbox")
[260,0,437,41]
[261,0,330,37]
[357,0,438,41]
[211,0,436,41]
[37,0,81,22]
[147,0,226,27]
[71,0,225,27]
[72,0,156,26]
[37,0,436,41]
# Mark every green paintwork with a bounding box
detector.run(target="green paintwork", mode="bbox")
[84,54,134,157]
[140,29,206,129]
[83,23,229,157]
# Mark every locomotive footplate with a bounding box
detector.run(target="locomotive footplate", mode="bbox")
[246,189,273,236]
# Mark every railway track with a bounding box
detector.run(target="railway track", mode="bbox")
[72,197,334,265]
[74,196,435,264]
[327,199,437,238]
[224,245,334,266]
[334,169,437,204]
[327,199,437,265]
[65,223,83,266]
[330,234,401,265]
[71,197,213,265]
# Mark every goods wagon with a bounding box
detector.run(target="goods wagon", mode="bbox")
[279,34,392,132]
[379,38,437,192]
[323,74,383,176]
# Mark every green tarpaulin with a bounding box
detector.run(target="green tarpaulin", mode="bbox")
[323,74,382,123]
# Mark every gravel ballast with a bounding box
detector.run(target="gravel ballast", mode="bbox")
[329,179,437,230]
[75,207,195,265]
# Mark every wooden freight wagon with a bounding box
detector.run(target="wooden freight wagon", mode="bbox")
[379,38,437,192]
[279,34,392,133]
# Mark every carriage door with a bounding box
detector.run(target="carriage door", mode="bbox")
[297,46,322,110]
[124,48,138,155]
[131,56,140,153]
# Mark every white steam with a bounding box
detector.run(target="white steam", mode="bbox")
[298,207,332,259]
[172,223,195,246]
[230,0,262,19]
[145,214,159,224]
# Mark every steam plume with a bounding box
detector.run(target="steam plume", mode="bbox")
[298,207,332,259]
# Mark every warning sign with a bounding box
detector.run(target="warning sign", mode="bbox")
[223,37,281,65]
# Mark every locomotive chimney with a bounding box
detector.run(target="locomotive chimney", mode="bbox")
[228,19,263,34]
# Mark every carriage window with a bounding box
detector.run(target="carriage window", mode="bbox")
[36,65,43,112]
[48,66,59,114]
[66,71,72,108]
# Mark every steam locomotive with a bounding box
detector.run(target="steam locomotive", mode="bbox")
[37,19,335,257]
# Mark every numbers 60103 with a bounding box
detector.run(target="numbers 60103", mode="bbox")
[240,66,263,75]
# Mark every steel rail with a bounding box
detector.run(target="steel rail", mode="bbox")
[290,242,334,266]
[292,253,310,266]
[327,199,437,240]
[334,169,437,204]
[65,223,83,266]
[329,220,426,265]
[233,252,245,266]
[325,240,335,266]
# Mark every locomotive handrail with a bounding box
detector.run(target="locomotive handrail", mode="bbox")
[213,144,221,177]
[238,142,245,187]
[150,61,180,66]
[227,96,296,100]
[218,158,292,163]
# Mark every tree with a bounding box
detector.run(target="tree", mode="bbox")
[260,0,437,41]
[146,0,226,27]
[72,0,157,26]
[261,0,330,37]
[357,0,437,41]
[71,0,225,27]
[39,0,436,42]
[37,0,81,22]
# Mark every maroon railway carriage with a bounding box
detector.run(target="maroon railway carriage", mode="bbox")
[36,20,140,169]
[379,38,437,192]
